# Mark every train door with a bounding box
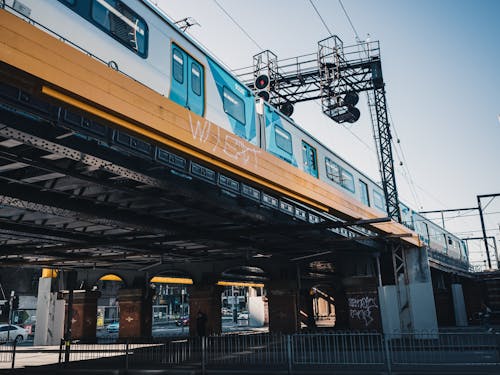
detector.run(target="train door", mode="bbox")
[302,141,318,178]
[170,45,187,108]
[187,58,204,116]
[170,44,204,116]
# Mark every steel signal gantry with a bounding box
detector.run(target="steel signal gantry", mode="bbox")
[236,35,401,223]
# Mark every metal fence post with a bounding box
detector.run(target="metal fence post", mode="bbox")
[58,339,64,364]
[125,340,129,370]
[11,341,17,369]
[201,336,206,375]
[383,334,392,375]
[286,335,293,375]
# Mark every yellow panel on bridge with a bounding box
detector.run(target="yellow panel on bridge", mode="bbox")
[0,9,420,247]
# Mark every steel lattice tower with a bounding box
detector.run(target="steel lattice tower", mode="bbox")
[236,35,402,223]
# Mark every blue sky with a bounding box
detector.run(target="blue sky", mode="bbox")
[159,0,500,267]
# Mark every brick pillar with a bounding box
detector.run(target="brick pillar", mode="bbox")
[462,278,485,324]
[65,291,100,341]
[344,276,382,331]
[433,289,455,326]
[268,282,299,334]
[188,284,222,336]
[298,288,315,330]
[117,288,152,339]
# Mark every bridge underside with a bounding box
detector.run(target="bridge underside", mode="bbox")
[0,63,400,276]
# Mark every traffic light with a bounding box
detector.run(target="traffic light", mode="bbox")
[330,91,360,123]
[255,74,270,101]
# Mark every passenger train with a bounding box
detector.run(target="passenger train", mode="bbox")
[3,0,469,266]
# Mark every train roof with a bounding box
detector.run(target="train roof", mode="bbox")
[139,0,242,87]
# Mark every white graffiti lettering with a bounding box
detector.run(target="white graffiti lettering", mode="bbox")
[187,112,260,167]
[223,135,260,167]
[188,112,211,143]
[348,296,378,327]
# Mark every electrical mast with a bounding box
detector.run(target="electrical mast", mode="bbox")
[237,35,401,223]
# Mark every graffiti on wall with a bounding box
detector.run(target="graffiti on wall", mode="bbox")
[348,295,379,327]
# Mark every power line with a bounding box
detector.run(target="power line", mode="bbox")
[336,0,425,211]
[309,0,334,36]
[338,0,360,41]
[387,108,422,209]
[212,0,263,51]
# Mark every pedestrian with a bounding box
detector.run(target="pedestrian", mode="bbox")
[196,310,207,337]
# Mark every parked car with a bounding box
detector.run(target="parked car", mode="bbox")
[176,316,189,326]
[106,322,119,333]
[0,324,28,343]
[237,312,249,320]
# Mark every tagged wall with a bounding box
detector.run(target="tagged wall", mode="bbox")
[346,289,381,331]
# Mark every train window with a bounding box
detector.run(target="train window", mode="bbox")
[275,125,293,154]
[223,87,245,125]
[59,0,75,5]
[359,180,370,206]
[172,49,184,83]
[302,141,318,178]
[325,158,341,184]
[91,0,148,57]
[191,63,201,96]
[373,190,385,210]
[341,169,355,192]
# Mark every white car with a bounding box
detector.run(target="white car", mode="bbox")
[237,312,249,320]
[0,324,28,343]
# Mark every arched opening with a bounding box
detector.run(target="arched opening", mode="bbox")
[311,284,337,328]
[149,271,193,337]
[219,266,268,333]
[96,274,125,338]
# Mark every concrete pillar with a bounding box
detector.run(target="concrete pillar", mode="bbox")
[451,284,467,327]
[248,287,266,327]
[34,274,65,346]
[64,291,100,340]
[188,284,222,336]
[267,281,299,334]
[404,246,438,332]
[117,288,153,338]
[378,285,400,334]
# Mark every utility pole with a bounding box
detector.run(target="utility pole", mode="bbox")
[477,194,500,270]
[464,237,499,270]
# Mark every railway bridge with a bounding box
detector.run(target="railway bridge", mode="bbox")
[0,7,487,342]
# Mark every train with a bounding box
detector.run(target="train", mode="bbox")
[2,0,469,266]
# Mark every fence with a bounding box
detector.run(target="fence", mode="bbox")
[1,331,499,373]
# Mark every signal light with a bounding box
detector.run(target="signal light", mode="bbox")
[257,90,270,101]
[255,74,270,102]
[343,91,359,107]
[330,91,360,124]
[280,101,294,117]
[255,74,270,90]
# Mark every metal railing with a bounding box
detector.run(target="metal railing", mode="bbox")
[387,332,500,365]
[1,331,499,372]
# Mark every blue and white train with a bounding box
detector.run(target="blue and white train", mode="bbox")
[4,0,469,266]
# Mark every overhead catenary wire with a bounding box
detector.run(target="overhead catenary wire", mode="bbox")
[309,0,334,36]
[337,0,431,212]
[212,0,264,51]
[338,0,361,41]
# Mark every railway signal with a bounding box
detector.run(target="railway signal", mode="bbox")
[255,74,270,101]
[330,92,360,124]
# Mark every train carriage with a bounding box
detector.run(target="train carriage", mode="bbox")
[3,0,468,265]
